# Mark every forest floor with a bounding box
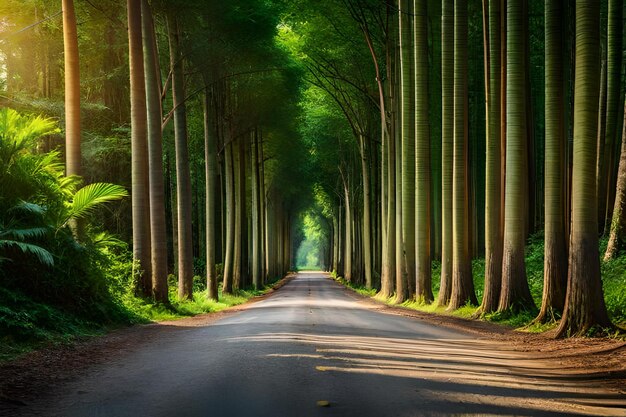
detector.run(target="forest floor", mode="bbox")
[1,272,625,416]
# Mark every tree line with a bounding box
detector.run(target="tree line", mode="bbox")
[0,0,309,315]
[284,0,626,337]
[1,0,625,339]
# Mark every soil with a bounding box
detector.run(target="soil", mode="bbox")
[1,272,625,413]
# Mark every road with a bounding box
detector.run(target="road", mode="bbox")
[21,272,626,416]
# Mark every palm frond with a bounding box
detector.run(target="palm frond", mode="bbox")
[90,231,126,249]
[63,183,128,226]
[0,240,54,267]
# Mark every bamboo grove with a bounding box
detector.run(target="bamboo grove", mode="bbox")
[283,0,626,337]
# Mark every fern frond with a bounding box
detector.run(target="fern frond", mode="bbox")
[0,240,54,267]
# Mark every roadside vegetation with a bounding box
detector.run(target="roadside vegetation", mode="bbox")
[334,235,626,333]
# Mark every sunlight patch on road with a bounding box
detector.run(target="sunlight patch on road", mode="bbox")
[225,332,626,416]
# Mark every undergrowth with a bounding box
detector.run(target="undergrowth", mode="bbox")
[0,243,282,362]
[334,233,626,332]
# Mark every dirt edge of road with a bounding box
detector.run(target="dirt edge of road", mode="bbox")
[0,273,297,411]
[1,271,625,412]
[332,275,626,394]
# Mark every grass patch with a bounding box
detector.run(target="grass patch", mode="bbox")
[122,281,278,322]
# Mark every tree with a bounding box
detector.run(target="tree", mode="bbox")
[142,0,168,303]
[414,0,433,303]
[398,0,414,303]
[535,0,567,323]
[62,0,81,180]
[556,0,612,337]
[449,0,477,310]
[167,15,194,300]
[599,0,623,234]
[204,88,219,300]
[478,0,503,315]
[498,0,534,313]
[127,0,152,296]
[438,0,454,307]
[604,99,626,261]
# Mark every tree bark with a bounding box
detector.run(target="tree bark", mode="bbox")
[252,129,262,290]
[557,0,612,337]
[167,16,194,300]
[498,0,534,313]
[601,0,624,235]
[398,0,415,303]
[414,0,433,303]
[62,0,81,179]
[449,0,477,310]
[204,87,218,300]
[604,98,626,260]
[222,139,235,294]
[127,0,152,296]
[535,0,567,323]
[438,0,454,307]
[142,0,168,303]
[479,0,503,315]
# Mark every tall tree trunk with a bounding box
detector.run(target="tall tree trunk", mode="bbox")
[62,0,81,179]
[342,174,352,282]
[204,87,218,300]
[259,138,268,283]
[536,0,567,323]
[142,0,168,303]
[358,134,373,289]
[557,0,612,337]
[428,0,443,262]
[604,98,626,260]
[398,0,415,303]
[127,0,152,296]
[62,0,83,239]
[222,140,235,294]
[438,0,454,307]
[597,42,608,233]
[395,89,406,302]
[167,16,194,300]
[414,0,433,303]
[479,0,503,315]
[233,137,244,290]
[380,8,397,299]
[498,0,534,313]
[449,0,477,310]
[602,0,624,235]
[252,129,262,290]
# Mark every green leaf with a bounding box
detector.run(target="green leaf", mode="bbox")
[64,183,128,226]
[0,227,49,242]
[0,240,54,267]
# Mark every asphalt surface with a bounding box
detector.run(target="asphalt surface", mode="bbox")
[24,272,626,416]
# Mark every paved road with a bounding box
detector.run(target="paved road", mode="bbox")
[26,272,626,416]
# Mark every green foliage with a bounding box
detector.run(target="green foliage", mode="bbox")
[295,209,330,270]
[62,182,128,227]
[0,109,139,358]
[0,286,108,361]
[340,233,626,331]
[601,247,626,324]
[122,278,281,322]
